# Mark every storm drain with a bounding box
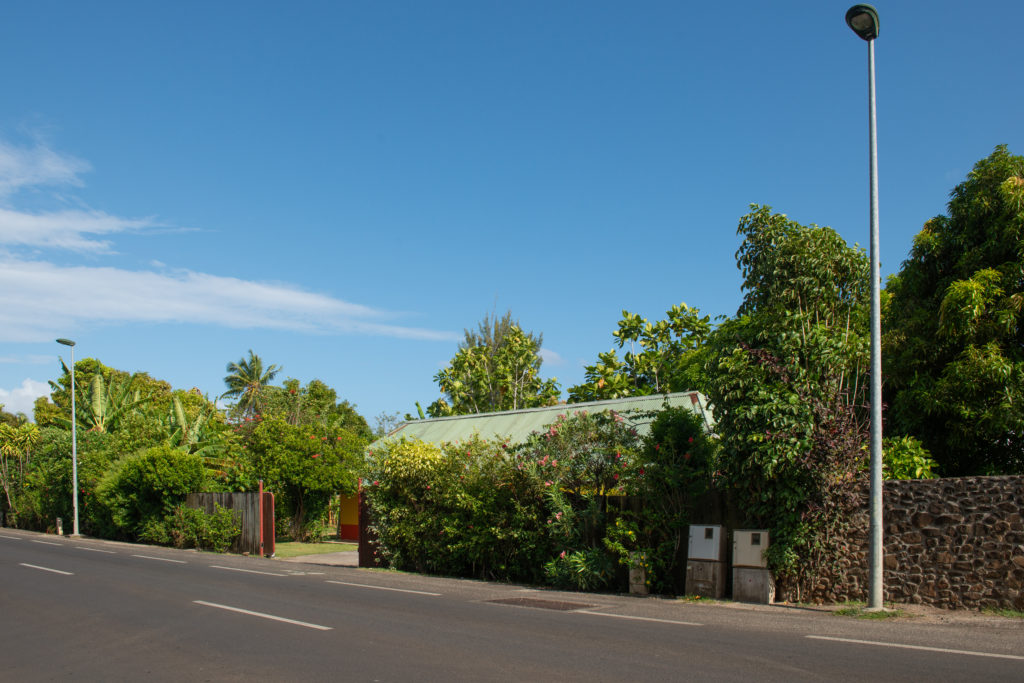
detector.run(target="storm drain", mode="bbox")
[487,597,596,611]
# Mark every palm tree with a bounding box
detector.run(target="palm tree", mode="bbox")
[220,350,281,418]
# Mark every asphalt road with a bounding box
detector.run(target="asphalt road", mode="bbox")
[2,529,1022,681]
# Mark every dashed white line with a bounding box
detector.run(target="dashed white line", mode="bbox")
[132,554,186,564]
[806,636,1024,661]
[20,563,73,575]
[0,534,22,540]
[577,610,702,626]
[31,540,61,546]
[326,580,442,596]
[211,565,287,577]
[193,601,332,630]
[76,546,115,554]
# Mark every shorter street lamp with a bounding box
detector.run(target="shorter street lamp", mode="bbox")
[56,338,80,537]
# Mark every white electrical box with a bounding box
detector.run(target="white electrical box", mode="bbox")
[733,529,769,568]
[688,524,726,562]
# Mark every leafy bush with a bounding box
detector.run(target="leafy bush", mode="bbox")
[883,436,939,479]
[544,548,616,591]
[516,409,642,591]
[362,436,551,582]
[168,503,241,552]
[95,445,208,539]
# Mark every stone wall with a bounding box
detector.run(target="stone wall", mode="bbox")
[811,476,1024,610]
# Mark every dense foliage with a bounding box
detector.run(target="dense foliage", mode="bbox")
[885,146,1024,475]
[246,417,364,540]
[362,436,552,582]
[706,205,871,596]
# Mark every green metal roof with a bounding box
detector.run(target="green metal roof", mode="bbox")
[370,392,712,449]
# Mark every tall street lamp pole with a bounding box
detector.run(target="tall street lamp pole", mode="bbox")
[56,338,80,537]
[845,4,883,611]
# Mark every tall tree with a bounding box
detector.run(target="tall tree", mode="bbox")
[427,312,560,417]
[220,350,281,419]
[707,205,870,596]
[567,303,714,402]
[885,145,1024,475]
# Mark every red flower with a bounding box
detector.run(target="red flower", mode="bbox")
[684,452,691,461]
[613,473,620,480]
[311,453,320,458]
[688,437,694,443]
[639,468,645,475]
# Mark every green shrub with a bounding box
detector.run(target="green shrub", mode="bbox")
[544,548,615,591]
[516,409,642,591]
[95,445,208,539]
[883,436,939,479]
[362,436,551,582]
[167,503,241,552]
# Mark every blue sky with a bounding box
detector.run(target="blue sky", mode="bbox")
[1,1,1021,425]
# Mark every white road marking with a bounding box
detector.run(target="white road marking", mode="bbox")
[31,540,61,546]
[806,635,1024,661]
[19,563,73,576]
[132,554,186,564]
[76,546,115,554]
[193,601,332,630]
[326,580,441,596]
[577,610,702,626]
[0,534,22,540]
[211,565,287,577]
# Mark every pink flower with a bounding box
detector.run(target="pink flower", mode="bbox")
[555,512,562,520]
[426,485,431,490]
[655,443,660,451]
[545,480,553,487]
[373,480,379,486]
[559,550,566,558]
[551,459,557,467]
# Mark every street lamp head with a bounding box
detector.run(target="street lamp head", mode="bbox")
[846,4,880,41]
[56,338,76,347]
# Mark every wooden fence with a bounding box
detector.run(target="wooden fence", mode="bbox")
[185,491,271,556]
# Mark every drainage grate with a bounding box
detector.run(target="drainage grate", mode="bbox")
[487,597,596,611]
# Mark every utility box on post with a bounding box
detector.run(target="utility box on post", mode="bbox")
[685,524,726,598]
[732,529,774,603]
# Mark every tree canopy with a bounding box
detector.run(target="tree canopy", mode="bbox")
[427,311,560,417]
[567,304,714,402]
[220,350,281,418]
[884,145,1024,475]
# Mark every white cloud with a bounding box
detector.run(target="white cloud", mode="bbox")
[0,207,155,252]
[0,139,90,197]
[0,256,459,343]
[539,347,564,366]
[0,378,51,418]
[0,134,457,344]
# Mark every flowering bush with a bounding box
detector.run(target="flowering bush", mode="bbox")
[517,410,642,591]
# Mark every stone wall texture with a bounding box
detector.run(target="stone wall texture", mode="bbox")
[809,476,1024,610]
